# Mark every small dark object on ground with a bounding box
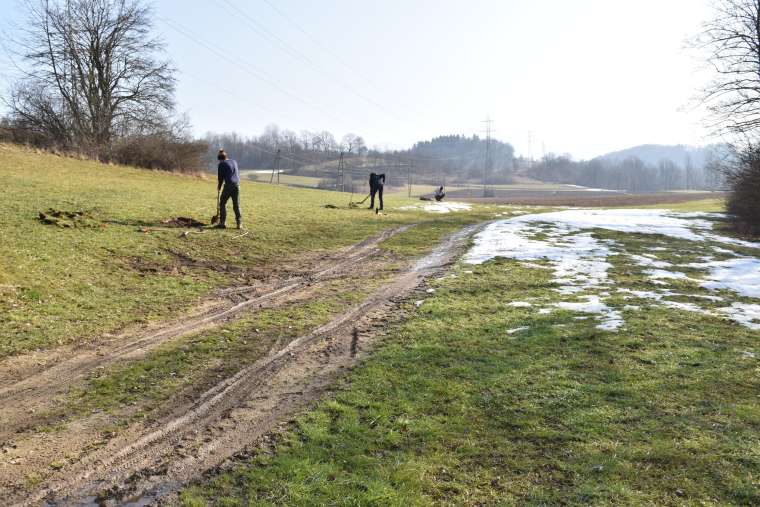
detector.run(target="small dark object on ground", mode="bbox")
[419,196,433,201]
[161,217,207,228]
[38,209,97,228]
[324,204,339,209]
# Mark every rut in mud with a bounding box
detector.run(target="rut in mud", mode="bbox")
[8,223,480,507]
[0,226,411,443]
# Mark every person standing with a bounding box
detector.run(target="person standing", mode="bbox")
[216,149,243,229]
[368,172,385,211]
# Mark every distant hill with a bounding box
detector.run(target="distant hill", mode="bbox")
[597,144,728,169]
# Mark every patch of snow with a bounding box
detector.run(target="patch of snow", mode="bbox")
[465,208,760,332]
[720,303,760,330]
[692,258,760,299]
[630,254,672,269]
[520,262,550,270]
[507,327,530,335]
[646,269,691,281]
[414,300,425,308]
[538,308,553,315]
[509,301,533,308]
[661,301,711,315]
[402,202,472,214]
[556,296,623,331]
[713,246,737,255]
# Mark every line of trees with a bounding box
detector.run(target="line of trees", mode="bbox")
[530,153,725,192]
[1,0,206,172]
[203,127,367,170]
[391,135,516,184]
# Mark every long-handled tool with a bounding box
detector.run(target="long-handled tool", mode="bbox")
[210,189,221,225]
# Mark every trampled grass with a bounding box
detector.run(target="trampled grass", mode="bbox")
[181,222,760,506]
[0,143,488,358]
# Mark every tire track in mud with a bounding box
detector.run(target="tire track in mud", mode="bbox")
[16,223,481,507]
[0,226,411,442]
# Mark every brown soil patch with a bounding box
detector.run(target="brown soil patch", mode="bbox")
[1,223,479,506]
[160,217,207,228]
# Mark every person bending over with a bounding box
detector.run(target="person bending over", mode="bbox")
[368,172,385,211]
[217,149,243,229]
[434,186,446,202]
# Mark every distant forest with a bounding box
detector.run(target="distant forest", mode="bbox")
[206,126,726,192]
[390,135,516,184]
[530,150,726,192]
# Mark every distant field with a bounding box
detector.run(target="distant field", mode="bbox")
[455,190,726,207]
[240,171,616,200]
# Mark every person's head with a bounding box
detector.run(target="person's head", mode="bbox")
[217,149,228,161]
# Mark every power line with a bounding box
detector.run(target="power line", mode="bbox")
[159,17,346,124]
[259,0,381,92]
[217,0,407,123]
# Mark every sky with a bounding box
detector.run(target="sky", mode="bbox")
[0,0,717,159]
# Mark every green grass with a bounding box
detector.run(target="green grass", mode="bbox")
[637,197,726,213]
[0,143,491,358]
[182,222,760,506]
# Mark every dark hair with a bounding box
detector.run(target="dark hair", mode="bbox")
[217,149,227,161]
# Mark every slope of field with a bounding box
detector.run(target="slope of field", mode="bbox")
[0,143,501,503]
[0,143,476,358]
[182,203,760,506]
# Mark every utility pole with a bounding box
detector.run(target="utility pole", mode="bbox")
[270,149,281,184]
[338,151,345,192]
[408,160,412,199]
[481,115,494,197]
[527,130,534,167]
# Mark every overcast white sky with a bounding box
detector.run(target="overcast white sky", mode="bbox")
[0,0,717,159]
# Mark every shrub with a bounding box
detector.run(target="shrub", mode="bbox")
[726,146,760,235]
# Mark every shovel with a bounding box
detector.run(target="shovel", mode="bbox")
[210,189,220,225]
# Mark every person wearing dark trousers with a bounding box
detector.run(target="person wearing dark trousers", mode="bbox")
[368,172,385,211]
[216,149,242,229]
[434,186,446,202]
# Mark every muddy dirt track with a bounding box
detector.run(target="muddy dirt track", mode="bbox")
[1,223,481,506]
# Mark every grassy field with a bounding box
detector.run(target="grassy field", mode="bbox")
[180,200,760,506]
[0,143,490,358]
[4,144,753,504]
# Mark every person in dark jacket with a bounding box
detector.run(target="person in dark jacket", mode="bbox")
[434,186,446,202]
[368,172,385,211]
[216,149,242,229]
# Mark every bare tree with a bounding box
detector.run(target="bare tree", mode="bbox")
[341,133,366,154]
[696,1,760,232]
[7,0,175,155]
[696,0,760,136]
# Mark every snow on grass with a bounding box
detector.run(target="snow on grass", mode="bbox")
[556,296,623,331]
[399,202,472,214]
[691,258,760,299]
[509,302,533,308]
[466,208,760,331]
[646,269,692,281]
[507,327,530,335]
[719,304,760,330]
[466,220,613,296]
[630,254,672,269]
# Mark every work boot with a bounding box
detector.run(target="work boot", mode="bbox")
[213,223,226,229]
[236,221,243,230]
